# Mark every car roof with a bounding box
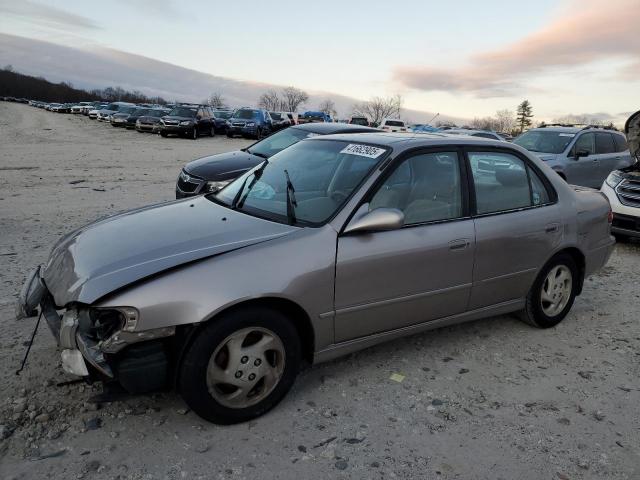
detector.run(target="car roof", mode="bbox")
[528,126,582,133]
[291,123,380,134]
[309,132,510,151]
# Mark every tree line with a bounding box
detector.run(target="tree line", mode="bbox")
[0,66,166,104]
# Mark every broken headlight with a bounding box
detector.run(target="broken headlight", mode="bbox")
[88,307,138,341]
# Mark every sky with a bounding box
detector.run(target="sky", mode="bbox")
[0,0,638,123]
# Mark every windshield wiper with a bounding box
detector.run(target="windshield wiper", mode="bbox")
[248,151,269,159]
[284,169,297,225]
[234,159,269,209]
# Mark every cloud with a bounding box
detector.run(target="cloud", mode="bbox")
[0,0,99,30]
[394,0,640,97]
[0,33,465,123]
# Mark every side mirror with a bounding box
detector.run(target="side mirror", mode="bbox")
[344,208,404,234]
[575,149,589,159]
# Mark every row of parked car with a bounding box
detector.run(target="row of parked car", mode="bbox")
[18,105,639,425]
[27,99,332,140]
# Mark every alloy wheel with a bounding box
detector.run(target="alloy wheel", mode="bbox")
[540,265,572,317]
[206,327,285,409]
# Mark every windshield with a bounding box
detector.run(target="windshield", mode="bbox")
[169,107,197,117]
[269,112,283,120]
[119,106,137,114]
[214,110,232,119]
[106,103,120,110]
[148,109,167,117]
[384,120,404,127]
[247,127,312,158]
[351,117,368,126]
[514,130,575,154]
[214,140,388,225]
[131,108,150,117]
[235,109,259,119]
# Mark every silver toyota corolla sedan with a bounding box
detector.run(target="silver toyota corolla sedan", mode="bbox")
[17,133,615,424]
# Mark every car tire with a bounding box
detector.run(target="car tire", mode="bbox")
[226,132,233,138]
[191,127,198,140]
[160,131,168,138]
[178,306,301,424]
[209,125,215,137]
[519,253,579,328]
[256,127,263,140]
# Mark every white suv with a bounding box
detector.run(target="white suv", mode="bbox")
[379,118,407,132]
[601,110,640,241]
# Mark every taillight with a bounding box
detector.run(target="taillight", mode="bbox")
[607,207,613,223]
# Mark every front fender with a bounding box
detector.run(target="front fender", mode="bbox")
[94,225,338,351]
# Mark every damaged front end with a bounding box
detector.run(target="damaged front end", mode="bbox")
[16,266,175,392]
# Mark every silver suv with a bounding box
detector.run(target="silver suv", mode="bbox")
[514,125,633,188]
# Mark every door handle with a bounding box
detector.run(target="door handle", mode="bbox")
[449,239,470,251]
[545,224,560,233]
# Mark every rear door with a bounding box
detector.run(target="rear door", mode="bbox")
[594,132,619,184]
[466,149,562,309]
[334,149,475,341]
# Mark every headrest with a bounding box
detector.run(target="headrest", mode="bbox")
[496,168,528,187]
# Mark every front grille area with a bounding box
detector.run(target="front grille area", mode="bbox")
[164,120,179,125]
[176,172,202,193]
[616,178,640,207]
[612,213,640,232]
[232,122,245,127]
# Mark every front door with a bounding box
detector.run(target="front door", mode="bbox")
[565,132,600,187]
[334,150,475,342]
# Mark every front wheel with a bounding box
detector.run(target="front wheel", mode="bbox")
[160,131,168,138]
[209,125,215,137]
[520,253,579,328]
[191,127,198,140]
[178,307,301,424]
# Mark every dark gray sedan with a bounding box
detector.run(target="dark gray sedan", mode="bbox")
[17,133,614,424]
[175,123,379,198]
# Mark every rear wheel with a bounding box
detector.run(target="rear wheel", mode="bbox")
[178,306,301,424]
[160,131,168,138]
[226,132,233,138]
[520,253,579,328]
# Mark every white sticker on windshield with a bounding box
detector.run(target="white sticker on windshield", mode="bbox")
[558,133,575,137]
[306,132,319,138]
[340,144,386,158]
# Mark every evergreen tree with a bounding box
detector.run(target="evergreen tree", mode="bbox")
[516,100,533,132]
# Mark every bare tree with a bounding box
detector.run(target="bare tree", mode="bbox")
[207,92,226,109]
[318,99,337,118]
[352,94,403,126]
[258,90,282,111]
[281,87,309,113]
[494,109,516,133]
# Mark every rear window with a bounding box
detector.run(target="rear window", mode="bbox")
[613,133,628,152]
[595,132,615,154]
[384,120,404,127]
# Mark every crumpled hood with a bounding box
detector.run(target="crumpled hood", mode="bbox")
[184,150,262,181]
[42,196,297,306]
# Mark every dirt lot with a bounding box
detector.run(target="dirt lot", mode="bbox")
[0,101,639,479]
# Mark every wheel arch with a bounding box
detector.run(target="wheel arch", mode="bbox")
[548,246,586,295]
[172,297,315,386]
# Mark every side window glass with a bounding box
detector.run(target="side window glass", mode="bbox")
[595,132,615,154]
[469,152,531,214]
[574,133,594,155]
[529,168,550,205]
[613,134,628,152]
[370,152,462,224]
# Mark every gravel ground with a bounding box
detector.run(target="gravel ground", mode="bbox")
[0,101,639,480]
